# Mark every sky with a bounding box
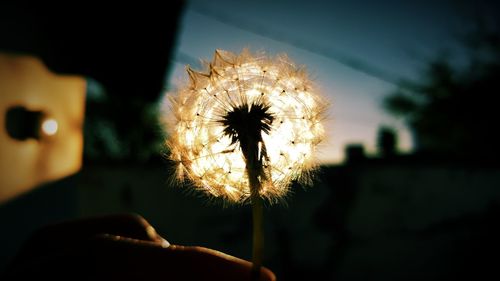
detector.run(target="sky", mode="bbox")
[166,0,491,164]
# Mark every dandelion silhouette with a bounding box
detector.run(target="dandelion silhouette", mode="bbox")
[165,49,326,279]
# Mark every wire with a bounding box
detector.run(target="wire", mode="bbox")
[168,5,410,128]
[189,4,403,86]
[174,51,202,67]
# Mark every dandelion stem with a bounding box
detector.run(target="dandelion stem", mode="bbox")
[249,166,264,280]
[241,134,265,280]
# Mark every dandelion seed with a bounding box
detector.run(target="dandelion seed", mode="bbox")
[162,49,327,278]
[164,49,326,204]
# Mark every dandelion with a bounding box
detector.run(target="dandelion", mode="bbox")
[163,49,326,278]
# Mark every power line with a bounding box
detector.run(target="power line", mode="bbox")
[174,51,201,67]
[169,54,404,128]
[169,5,409,127]
[189,4,403,86]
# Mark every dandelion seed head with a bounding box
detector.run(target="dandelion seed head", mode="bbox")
[164,49,326,204]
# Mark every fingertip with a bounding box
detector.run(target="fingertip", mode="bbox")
[169,246,276,280]
[260,267,277,281]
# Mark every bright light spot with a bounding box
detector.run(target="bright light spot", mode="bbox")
[41,118,58,136]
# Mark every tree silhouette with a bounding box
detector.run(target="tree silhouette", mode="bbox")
[384,23,500,161]
[377,126,397,158]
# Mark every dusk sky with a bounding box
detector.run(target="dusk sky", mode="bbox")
[166,0,493,164]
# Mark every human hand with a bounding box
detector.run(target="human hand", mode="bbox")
[3,214,275,281]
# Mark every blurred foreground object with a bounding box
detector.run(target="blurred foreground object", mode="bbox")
[0,1,184,200]
[0,2,184,164]
[3,214,275,281]
[0,53,86,203]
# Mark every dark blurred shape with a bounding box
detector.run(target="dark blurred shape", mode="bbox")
[345,144,365,164]
[5,106,43,141]
[384,23,500,163]
[3,214,276,281]
[377,126,397,158]
[0,175,78,273]
[0,2,185,163]
[315,158,500,281]
[0,0,185,274]
[0,2,184,102]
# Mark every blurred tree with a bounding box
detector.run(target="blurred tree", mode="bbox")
[84,80,166,164]
[377,126,397,158]
[384,22,500,161]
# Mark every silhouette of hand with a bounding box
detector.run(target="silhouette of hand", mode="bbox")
[4,214,275,281]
